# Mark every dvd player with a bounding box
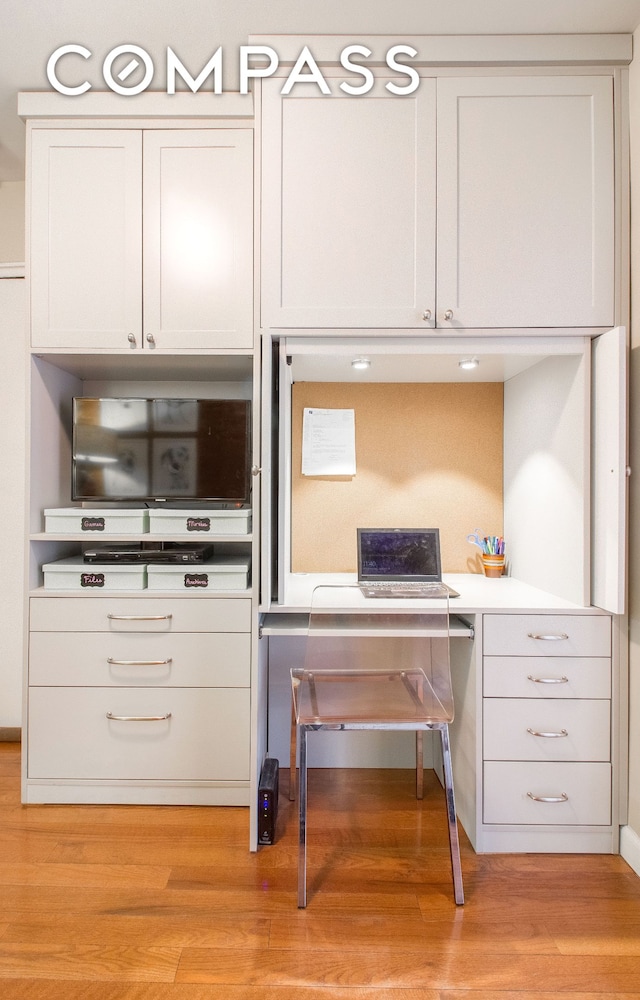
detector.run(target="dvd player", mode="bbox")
[83,543,214,564]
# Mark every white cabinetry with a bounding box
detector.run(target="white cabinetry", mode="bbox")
[24,109,261,831]
[30,128,254,350]
[261,74,614,331]
[480,613,615,849]
[27,597,251,796]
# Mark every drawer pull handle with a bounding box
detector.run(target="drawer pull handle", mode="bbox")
[107,658,173,667]
[527,632,569,641]
[527,791,569,804]
[107,614,172,622]
[527,675,569,685]
[106,712,172,722]
[527,727,569,738]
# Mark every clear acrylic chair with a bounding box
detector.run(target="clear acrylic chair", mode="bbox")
[290,585,464,907]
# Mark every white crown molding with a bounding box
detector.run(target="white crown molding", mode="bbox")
[18,91,253,121]
[248,33,633,66]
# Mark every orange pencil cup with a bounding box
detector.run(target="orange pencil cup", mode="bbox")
[482,554,505,578]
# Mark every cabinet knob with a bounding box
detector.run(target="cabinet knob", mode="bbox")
[443,309,454,321]
[127,333,136,345]
[146,333,156,345]
[422,309,432,322]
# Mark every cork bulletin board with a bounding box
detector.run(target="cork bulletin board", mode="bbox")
[291,381,504,574]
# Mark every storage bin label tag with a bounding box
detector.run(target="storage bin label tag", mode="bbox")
[184,573,209,589]
[186,517,211,532]
[81,516,105,531]
[81,572,105,588]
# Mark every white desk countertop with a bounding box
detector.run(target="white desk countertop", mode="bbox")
[267,572,599,616]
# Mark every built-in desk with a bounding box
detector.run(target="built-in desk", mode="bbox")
[261,573,617,855]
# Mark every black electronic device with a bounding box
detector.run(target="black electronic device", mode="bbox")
[72,397,251,505]
[258,757,280,845]
[83,543,214,564]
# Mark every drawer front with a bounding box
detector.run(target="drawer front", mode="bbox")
[483,698,610,761]
[483,656,611,699]
[30,597,252,633]
[483,614,611,657]
[483,761,612,825]
[29,631,250,688]
[28,687,250,781]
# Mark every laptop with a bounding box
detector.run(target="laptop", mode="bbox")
[357,528,459,599]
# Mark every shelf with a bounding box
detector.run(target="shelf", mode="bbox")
[29,587,253,599]
[31,533,253,543]
[30,350,255,382]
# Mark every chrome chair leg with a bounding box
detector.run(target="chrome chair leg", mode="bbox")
[440,724,464,905]
[415,731,424,799]
[297,723,308,908]
[289,697,297,801]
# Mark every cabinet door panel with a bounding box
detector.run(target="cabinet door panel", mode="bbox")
[591,326,627,614]
[484,761,611,825]
[437,77,614,328]
[29,596,252,633]
[143,130,254,349]
[261,78,436,328]
[30,129,142,349]
[483,698,610,761]
[483,656,611,699]
[28,687,250,780]
[483,614,611,657]
[29,631,251,687]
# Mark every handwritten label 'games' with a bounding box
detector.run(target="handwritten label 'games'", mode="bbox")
[186,517,211,532]
[184,573,209,589]
[81,572,105,588]
[81,516,105,531]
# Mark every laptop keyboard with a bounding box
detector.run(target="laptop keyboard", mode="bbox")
[359,581,449,598]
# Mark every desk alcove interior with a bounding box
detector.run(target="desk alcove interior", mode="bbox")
[259,331,625,845]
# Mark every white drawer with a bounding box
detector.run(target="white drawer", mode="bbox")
[483,656,611,699]
[27,687,250,781]
[483,761,612,825]
[30,597,252,633]
[483,698,610,761]
[483,614,611,657]
[29,631,250,688]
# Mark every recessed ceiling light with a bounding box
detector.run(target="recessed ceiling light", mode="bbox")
[458,357,479,371]
[351,357,371,370]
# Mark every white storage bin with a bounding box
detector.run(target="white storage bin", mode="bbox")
[44,508,149,535]
[147,558,250,592]
[42,558,147,591]
[147,508,251,536]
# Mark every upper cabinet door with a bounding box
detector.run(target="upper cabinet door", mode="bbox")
[436,77,615,329]
[261,78,436,329]
[30,130,142,350]
[143,130,254,350]
[591,326,627,615]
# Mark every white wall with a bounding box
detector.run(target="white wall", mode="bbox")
[0,182,25,263]
[0,277,25,727]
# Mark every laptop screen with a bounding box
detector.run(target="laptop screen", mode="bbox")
[357,528,442,582]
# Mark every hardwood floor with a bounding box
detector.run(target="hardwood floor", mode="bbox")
[2,742,640,999]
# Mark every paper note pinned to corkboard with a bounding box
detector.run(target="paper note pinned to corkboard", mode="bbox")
[291,381,504,574]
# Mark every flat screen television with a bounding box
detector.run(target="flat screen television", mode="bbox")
[72,397,252,505]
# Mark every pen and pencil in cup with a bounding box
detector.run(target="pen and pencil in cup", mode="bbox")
[466,529,505,578]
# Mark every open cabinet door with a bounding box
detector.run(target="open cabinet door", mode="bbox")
[592,326,627,614]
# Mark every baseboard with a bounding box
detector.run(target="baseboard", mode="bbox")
[620,825,640,877]
[0,728,21,742]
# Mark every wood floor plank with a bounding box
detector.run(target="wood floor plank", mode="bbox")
[0,944,181,981]
[1,915,271,949]
[0,862,170,890]
[268,913,560,954]
[175,946,640,989]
